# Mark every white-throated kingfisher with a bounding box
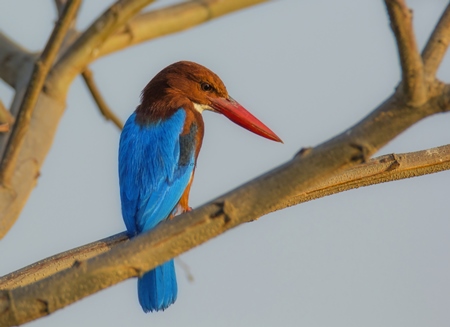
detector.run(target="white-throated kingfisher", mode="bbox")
[119,61,281,313]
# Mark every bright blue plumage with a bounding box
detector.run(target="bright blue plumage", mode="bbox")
[119,109,196,312]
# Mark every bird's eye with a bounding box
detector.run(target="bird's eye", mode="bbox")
[201,83,213,92]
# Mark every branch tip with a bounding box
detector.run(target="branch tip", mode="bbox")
[385,0,426,105]
[81,68,124,130]
[422,4,450,79]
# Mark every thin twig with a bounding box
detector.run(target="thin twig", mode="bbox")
[0,0,81,186]
[53,0,81,51]
[81,69,123,130]
[175,258,195,283]
[1,143,450,290]
[422,3,450,80]
[385,0,426,105]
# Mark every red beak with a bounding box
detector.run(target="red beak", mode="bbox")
[209,97,282,143]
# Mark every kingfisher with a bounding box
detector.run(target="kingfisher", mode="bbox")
[119,61,282,313]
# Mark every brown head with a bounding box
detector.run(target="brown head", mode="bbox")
[136,61,282,142]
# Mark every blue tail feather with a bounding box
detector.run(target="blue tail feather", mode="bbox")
[138,260,177,312]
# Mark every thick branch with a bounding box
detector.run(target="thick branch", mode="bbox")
[0,0,81,186]
[422,4,450,80]
[47,0,156,97]
[274,144,450,210]
[81,69,123,130]
[0,2,449,324]
[0,0,274,240]
[385,0,426,105]
[2,71,450,326]
[47,0,268,96]
[0,93,66,239]
[2,144,450,290]
[98,0,270,57]
[0,233,128,290]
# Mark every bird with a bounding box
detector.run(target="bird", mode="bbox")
[118,61,282,313]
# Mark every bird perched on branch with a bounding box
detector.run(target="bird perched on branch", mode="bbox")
[119,61,282,313]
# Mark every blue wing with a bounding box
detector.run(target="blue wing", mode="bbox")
[119,109,195,235]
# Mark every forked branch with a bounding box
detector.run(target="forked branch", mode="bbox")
[1,1,450,325]
[0,0,81,186]
[97,0,270,57]
[47,0,156,96]
[1,144,450,290]
[422,4,450,79]
[0,0,270,240]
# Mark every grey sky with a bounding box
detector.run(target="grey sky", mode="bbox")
[1,1,449,326]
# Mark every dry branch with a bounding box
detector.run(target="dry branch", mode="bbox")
[81,69,123,130]
[47,0,156,97]
[0,233,128,290]
[1,144,450,290]
[2,60,450,327]
[0,85,448,324]
[0,0,269,240]
[0,1,449,325]
[0,0,81,186]
[422,3,450,79]
[385,0,426,105]
[98,0,270,57]
[274,144,450,210]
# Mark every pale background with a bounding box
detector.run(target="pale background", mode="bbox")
[1,1,450,326]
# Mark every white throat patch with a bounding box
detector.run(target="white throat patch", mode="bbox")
[193,102,212,114]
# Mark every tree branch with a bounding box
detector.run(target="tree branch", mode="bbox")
[46,0,156,97]
[2,73,450,327]
[0,0,275,240]
[97,0,270,57]
[273,143,450,211]
[2,143,450,290]
[0,83,447,324]
[385,0,426,105]
[0,0,81,186]
[422,3,450,80]
[0,233,128,290]
[81,69,123,130]
[0,1,450,323]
